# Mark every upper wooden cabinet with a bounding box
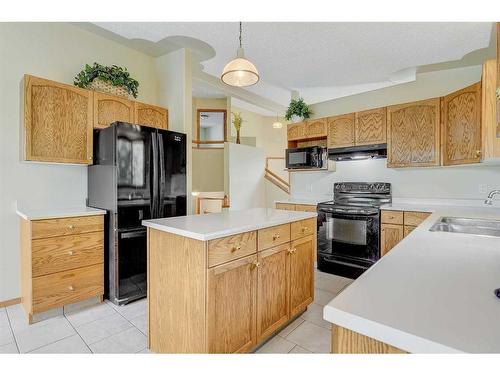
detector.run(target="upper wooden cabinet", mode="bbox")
[287,122,306,141]
[482,59,500,159]
[93,91,134,129]
[355,107,387,145]
[441,82,482,166]
[24,75,93,164]
[387,98,441,168]
[305,118,327,138]
[134,102,168,130]
[327,114,355,148]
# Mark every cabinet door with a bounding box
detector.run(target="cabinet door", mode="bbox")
[289,235,314,318]
[305,118,327,138]
[24,75,93,164]
[287,122,306,141]
[355,107,387,145]
[441,82,482,165]
[257,244,289,342]
[387,98,440,167]
[93,91,134,129]
[380,224,404,256]
[207,254,257,353]
[327,114,355,148]
[135,102,168,130]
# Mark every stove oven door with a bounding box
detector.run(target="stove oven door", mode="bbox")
[317,208,380,263]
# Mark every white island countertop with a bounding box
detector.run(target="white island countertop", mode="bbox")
[16,206,106,220]
[142,207,317,241]
[323,205,500,353]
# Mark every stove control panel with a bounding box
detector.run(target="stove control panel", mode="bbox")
[334,182,391,194]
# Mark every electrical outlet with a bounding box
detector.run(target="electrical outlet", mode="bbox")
[478,184,488,194]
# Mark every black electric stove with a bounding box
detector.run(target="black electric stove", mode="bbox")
[317,182,391,279]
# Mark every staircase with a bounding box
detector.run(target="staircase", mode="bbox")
[264,157,290,194]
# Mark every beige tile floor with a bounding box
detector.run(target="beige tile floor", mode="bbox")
[0,269,352,354]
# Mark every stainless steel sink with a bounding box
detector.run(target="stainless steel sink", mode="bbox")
[429,217,500,238]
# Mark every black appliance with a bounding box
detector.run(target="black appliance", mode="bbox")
[328,143,387,161]
[286,146,327,169]
[317,182,391,279]
[88,122,187,305]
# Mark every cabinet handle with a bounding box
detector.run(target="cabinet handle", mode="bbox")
[252,261,261,269]
[68,225,74,229]
[302,226,309,233]
[475,150,482,158]
[68,251,74,256]
[288,248,297,254]
[231,243,242,252]
[273,233,280,240]
[68,285,74,291]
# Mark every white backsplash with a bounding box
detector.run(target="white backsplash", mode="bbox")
[290,158,500,202]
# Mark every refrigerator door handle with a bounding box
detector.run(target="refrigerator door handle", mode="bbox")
[158,132,165,218]
[151,132,159,219]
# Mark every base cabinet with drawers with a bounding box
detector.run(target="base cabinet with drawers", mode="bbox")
[275,202,317,212]
[380,210,431,256]
[20,215,105,323]
[147,218,316,353]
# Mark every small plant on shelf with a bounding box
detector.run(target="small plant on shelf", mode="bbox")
[74,62,139,98]
[285,98,312,122]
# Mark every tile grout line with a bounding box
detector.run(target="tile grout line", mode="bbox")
[62,313,93,354]
[5,307,20,354]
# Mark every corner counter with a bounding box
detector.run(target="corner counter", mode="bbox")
[142,208,318,353]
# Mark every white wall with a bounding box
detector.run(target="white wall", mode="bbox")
[226,143,266,210]
[0,23,158,302]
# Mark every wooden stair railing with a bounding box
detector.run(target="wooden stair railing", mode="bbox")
[265,157,290,194]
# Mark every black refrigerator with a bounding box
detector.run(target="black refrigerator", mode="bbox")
[88,122,187,305]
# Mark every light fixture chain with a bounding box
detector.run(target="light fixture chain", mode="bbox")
[239,21,242,48]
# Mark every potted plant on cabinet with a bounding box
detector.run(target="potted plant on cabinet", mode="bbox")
[285,98,311,123]
[74,62,139,99]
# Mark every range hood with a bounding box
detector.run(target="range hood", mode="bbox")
[328,143,387,161]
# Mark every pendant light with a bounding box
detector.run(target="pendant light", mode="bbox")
[272,114,283,129]
[221,22,259,87]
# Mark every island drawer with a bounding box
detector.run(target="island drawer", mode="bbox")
[31,215,104,239]
[32,263,104,313]
[258,224,291,250]
[404,211,431,226]
[276,203,296,211]
[208,231,257,267]
[381,210,403,225]
[32,232,104,277]
[291,218,316,240]
[294,204,317,212]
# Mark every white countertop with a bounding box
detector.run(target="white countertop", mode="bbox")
[380,198,492,212]
[323,205,500,353]
[142,208,317,241]
[275,197,326,206]
[16,207,106,220]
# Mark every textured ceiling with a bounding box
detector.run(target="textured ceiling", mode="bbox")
[92,22,493,106]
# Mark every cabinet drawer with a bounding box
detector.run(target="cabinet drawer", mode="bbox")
[208,231,257,268]
[276,203,296,211]
[258,224,291,251]
[291,218,316,240]
[294,204,317,212]
[404,211,431,226]
[31,215,103,239]
[32,232,104,277]
[32,263,103,313]
[381,210,403,225]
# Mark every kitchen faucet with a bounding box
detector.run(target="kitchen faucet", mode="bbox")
[484,190,500,205]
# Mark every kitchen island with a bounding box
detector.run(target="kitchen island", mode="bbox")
[142,208,317,353]
[323,205,500,353]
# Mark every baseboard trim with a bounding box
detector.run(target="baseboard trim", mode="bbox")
[0,297,21,308]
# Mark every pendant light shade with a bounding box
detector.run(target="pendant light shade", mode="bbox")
[272,114,283,129]
[221,22,259,87]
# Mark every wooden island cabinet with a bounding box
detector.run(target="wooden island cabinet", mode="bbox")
[144,209,317,353]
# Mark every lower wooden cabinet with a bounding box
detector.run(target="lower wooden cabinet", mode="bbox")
[275,203,317,212]
[380,224,404,257]
[289,235,315,317]
[257,244,290,342]
[207,255,258,353]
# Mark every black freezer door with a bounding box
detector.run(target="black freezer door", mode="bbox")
[156,129,187,218]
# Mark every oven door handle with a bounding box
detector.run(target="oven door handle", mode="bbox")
[119,229,147,239]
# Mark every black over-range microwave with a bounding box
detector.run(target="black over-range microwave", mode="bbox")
[285,146,327,169]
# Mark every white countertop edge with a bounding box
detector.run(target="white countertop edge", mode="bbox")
[16,207,107,220]
[143,212,317,241]
[323,306,463,354]
[274,198,326,205]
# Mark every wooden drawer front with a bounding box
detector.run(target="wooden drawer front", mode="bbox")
[276,203,296,211]
[258,224,291,250]
[381,210,403,225]
[291,218,316,240]
[31,215,103,239]
[32,232,104,277]
[404,225,416,237]
[294,204,317,212]
[32,263,103,313]
[208,231,257,268]
[404,211,431,226]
